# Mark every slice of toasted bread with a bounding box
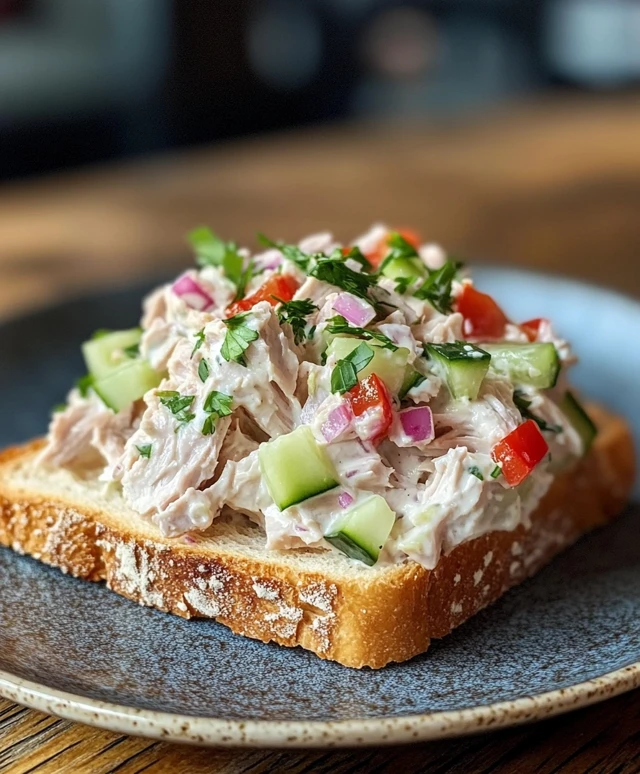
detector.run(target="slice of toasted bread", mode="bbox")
[0,404,634,668]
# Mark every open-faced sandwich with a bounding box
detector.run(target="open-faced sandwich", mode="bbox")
[0,225,634,668]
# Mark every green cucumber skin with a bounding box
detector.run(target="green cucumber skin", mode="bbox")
[324,532,376,566]
[426,343,490,400]
[259,426,339,511]
[324,494,396,565]
[481,342,560,389]
[560,390,597,452]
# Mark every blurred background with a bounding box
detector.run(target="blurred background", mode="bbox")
[2,0,640,179]
[0,0,639,317]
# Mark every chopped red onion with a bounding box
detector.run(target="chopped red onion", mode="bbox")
[172,274,214,311]
[338,492,354,509]
[254,249,282,271]
[399,406,434,443]
[321,402,353,442]
[332,292,375,327]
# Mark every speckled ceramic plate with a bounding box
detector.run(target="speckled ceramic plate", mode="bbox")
[0,268,638,748]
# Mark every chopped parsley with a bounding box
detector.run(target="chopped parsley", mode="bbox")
[157,390,196,426]
[202,390,233,435]
[311,256,376,301]
[221,313,259,366]
[341,245,370,271]
[233,260,256,302]
[331,342,374,394]
[52,403,67,413]
[136,444,152,459]
[276,298,318,345]
[468,466,484,481]
[123,342,140,359]
[76,374,94,398]
[188,226,244,286]
[198,358,210,382]
[394,276,414,295]
[490,465,502,479]
[257,234,312,272]
[191,328,206,358]
[514,391,562,434]
[325,315,398,351]
[414,259,458,314]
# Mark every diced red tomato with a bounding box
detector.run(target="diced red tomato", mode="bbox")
[365,228,421,269]
[491,420,549,487]
[457,284,510,339]
[520,318,547,342]
[346,373,393,444]
[226,275,298,317]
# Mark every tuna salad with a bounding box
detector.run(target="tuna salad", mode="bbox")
[42,225,598,570]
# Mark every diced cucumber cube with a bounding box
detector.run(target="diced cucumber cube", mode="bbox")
[560,390,597,453]
[426,341,491,400]
[325,494,396,566]
[83,328,142,379]
[481,343,560,389]
[327,337,410,395]
[259,426,339,510]
[93,360,162,412]
[381,256,426,282]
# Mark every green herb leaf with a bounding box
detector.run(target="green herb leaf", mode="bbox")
[276,298,319,344]
[331,359,358,394]
[394,276,414,295]
[468,466,484,481]
[491,465,502,479]
[191,328,206,358]
[76,374,94,398]
[325,315,398,351]
[198,358,210,383]
[330,342,374,394]
[221,313,259,366]
[123,342,140,359]
[201,390,233,435]
[414,259,457,314]
[311,258,376,301]
[52,403,67,414]
[233,260,255,302]
[341,245,370,271]
[514,391,562,434]
[202,414,216,436]
[136,444,152,459]
[257,234,312,272]
[158,391,196,425]
[188,226,244,285]
[203,390,233,417]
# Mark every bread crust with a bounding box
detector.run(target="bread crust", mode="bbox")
[0,405,634,668]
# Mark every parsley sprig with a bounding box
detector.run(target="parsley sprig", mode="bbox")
[414,259,458,314]
[188,226,245,287]
[377,231,419,275]
[257,234,312,272]
[514,391,562,434]
[221,313,259,366]
[157,390,196,426]
[136,444,152,459]
[202,390,233,435]
[276,298,318,344]
[325,315,398,351]
[198,358,210,382]
[191,328,206,358]
[331,342,374,394]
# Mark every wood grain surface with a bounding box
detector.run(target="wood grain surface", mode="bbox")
[0,94,639,772]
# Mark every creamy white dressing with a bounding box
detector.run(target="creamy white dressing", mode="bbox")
[42,224,586,571]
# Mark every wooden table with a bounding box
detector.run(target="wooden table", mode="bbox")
[0,95,639,773]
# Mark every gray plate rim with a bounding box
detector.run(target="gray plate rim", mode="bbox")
[0,266,638,748]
